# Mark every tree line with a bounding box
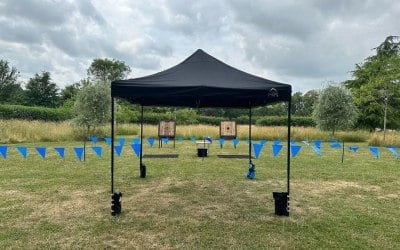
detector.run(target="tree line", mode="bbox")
[1,36,399,134]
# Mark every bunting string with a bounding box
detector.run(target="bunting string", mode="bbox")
[0,137,397,161]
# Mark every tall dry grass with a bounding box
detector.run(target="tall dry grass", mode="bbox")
[0,119,74,143]
[1,119,398,145]
[368,132,400,147]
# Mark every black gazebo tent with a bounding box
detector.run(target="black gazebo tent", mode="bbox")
[111,49,292,214]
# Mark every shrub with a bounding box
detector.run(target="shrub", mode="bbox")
[0,104,72,121]
[197,116,223,126]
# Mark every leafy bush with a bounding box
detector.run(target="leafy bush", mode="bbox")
[116,106,139,123]
[197,115,224,125]
[142,112,172,124]
[235,115,257,125]
[0,104,72,121]
[175,108,198,124]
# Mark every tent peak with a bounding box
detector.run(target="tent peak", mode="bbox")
[184,49,219,64]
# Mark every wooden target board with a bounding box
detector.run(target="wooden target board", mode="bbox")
[158,120,176,138]
[220,121,236,139]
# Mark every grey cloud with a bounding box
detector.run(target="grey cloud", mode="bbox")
[1,0,399,92]
[156,0,230,37]
[135,36,173,57]
[0,0,73,27]
[311,0,395,20]
[45,28,84,58]
[228,0,328,42]
[130,54,161,71]
[0,20,43,44]
[76,1,106,26]
[111,46,163,71]
[227,0,400,86]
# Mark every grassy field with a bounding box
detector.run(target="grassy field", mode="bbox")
[0,139,399,249]
[1,119,399,147]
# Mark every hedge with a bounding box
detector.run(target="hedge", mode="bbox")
[0,104,72,121]
[0,104,316,127]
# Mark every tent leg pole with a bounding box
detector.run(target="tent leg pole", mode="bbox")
[287,98,292,195]
[249,106,252,163]
[140,105,144,169]
[111,97,115,194]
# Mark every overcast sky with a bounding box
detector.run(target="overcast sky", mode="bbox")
[1,0,399,93]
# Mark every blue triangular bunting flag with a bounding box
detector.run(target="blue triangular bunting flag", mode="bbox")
[91,146,102,158]
[312,146,322,156]
[90,136,98,144]
[349,146,359,153]
[73,147,84,161]
[54,147,65,159]
[132,138,140,145]
[104,137,112,146]
[16,146,27,159]
[386,146,398,159]
[233,138,240,148]
[205,136,212,144]
[259,139,267,145]
[114,145,123,157]
[369,146,379,159]
[273,140,281,145]
[314,140,322,148]
[330,143,341,149]
[35,147,46,159]
[291,145,302,158]
[302,140,310,146]
[190,137,196,142]
[161,137,169,144]
[272,144,283,157]
[219,138,225,146]
[253,144,263,159]
[131,144,141,158]
[0,145,8,159]
[177,137,184,141]
[118,138,125,146]
[147,138,155,147]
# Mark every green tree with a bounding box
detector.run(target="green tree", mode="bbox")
[253,103,286,117]
[176,108,198,124]
[302,90,319,116]
[87,58,131,82]
[291,91,303,115]
[59,81,85,112]
[289,90,319,116]
[0,59,25,104]
[25,71,60,107]
[73,81,111,135]
[313,85,358,135]
[345,36,400,130]
[61,82,81,102]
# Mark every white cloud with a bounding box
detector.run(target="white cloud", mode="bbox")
[0,0,399,92]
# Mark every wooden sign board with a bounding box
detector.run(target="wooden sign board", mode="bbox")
[158,120,176,138]
[220,121,236,139]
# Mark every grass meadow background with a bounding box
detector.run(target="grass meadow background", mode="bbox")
[1,119,399,146]
[1,136,399,249]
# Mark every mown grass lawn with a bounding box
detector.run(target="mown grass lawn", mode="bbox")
[0,140,399,249]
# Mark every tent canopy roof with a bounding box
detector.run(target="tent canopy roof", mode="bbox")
[112,49,291,108]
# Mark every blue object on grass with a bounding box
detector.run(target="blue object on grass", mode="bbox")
[246,162,256,180]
